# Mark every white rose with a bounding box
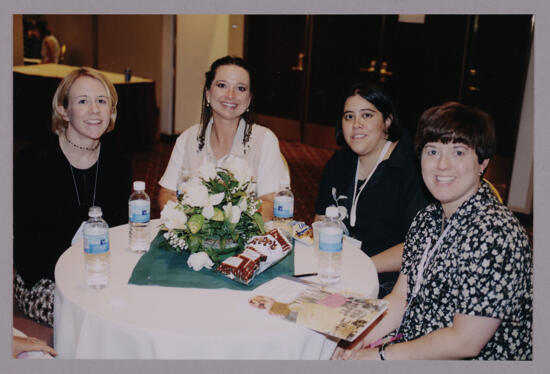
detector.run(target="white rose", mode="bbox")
[187,252,214,271]
[202,204,214,219]
[222,156,252,186]
[197,162,218,181]
[238,196,248,212]
[223,203,233,220]
[209,192,225,206]
[183,182,209,207]
[230,205,242,224]
[160,200,188,230]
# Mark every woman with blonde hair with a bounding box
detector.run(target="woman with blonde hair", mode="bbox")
[14,67,132,326]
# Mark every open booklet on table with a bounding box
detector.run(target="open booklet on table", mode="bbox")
[248,275,388,342]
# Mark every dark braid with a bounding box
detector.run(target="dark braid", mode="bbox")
[197,56,254,152]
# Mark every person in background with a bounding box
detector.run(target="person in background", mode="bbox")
[37,20,60,64]
[158,56,288,222]
[23,17,42,59]
[315,82,431,297]
[333,102,532,360]
[14,67,132,327]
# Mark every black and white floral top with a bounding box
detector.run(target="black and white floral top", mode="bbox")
[399,181,533,360]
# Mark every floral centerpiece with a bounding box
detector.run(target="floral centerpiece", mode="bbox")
[159,156,265,265]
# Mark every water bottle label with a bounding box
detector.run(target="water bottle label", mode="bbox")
[274,196,294,218]
[85,234,109,254]
[129,200,150,223]
[319,228,343,253]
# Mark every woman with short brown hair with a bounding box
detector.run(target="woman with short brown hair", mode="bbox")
[333,102,532,360]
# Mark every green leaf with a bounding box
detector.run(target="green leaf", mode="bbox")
[253,212,265,233]
[187,234,202,252]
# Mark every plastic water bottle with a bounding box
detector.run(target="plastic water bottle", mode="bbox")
[318,206,343,284]
[129,181,151,252]
[273,178,294,236]
[84,206,110,289]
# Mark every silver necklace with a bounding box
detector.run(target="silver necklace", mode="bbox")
[68,148,100,207]
[65,132,100,151]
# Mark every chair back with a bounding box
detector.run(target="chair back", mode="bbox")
[483,178,503,203]
[59,44,67,63]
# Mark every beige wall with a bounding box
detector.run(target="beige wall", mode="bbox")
[42,15,95,66]
[12,14,244,137]
[173,14,244,134]
[97,15,163,108]
[13,15,23,66]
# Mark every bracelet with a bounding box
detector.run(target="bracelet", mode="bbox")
[378,342,388,360]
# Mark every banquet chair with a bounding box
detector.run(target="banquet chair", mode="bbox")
[59,44,66,64]
[483,177,503,203]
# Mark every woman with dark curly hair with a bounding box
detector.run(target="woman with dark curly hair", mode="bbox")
[158,56,288,221]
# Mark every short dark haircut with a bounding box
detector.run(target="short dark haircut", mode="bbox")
[335,81,401,147]
[198,56,254,151]
[414,101,496,163]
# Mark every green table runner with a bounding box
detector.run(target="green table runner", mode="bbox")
[128,232,295,290]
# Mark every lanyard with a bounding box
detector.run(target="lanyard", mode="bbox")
[350,140,392,227]
[396,215,451,336]
[411,219,451,298]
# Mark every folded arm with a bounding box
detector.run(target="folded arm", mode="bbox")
[348,312,501,360]
[371,243,404,273]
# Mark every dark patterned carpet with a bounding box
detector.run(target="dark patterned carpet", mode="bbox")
[130,138,335,224]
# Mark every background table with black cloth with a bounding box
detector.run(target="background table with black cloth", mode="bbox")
[13,64,158,155]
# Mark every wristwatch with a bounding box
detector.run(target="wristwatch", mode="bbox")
[378,342,388,360]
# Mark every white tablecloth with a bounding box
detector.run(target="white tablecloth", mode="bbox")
[54,219,378,359]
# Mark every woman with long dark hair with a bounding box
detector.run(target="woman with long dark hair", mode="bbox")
[158,56,288,221]
[315,82,430,297]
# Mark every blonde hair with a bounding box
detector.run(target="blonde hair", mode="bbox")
[51,67,118,134]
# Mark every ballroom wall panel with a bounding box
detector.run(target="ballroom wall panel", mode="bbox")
[42,15,94,67]
[13,15,23,66]
[97,15,163,110]
[174,14,236,134]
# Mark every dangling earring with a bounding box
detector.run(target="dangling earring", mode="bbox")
[246,107,250,112]
[206,101,210,108]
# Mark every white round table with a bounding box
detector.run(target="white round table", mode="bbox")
[54,219,378,359]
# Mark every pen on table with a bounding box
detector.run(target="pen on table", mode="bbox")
[293,273,318,278]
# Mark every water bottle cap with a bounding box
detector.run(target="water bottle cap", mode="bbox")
[325,206,339,218]
[89,206,102,217]
[133,181,145,191]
